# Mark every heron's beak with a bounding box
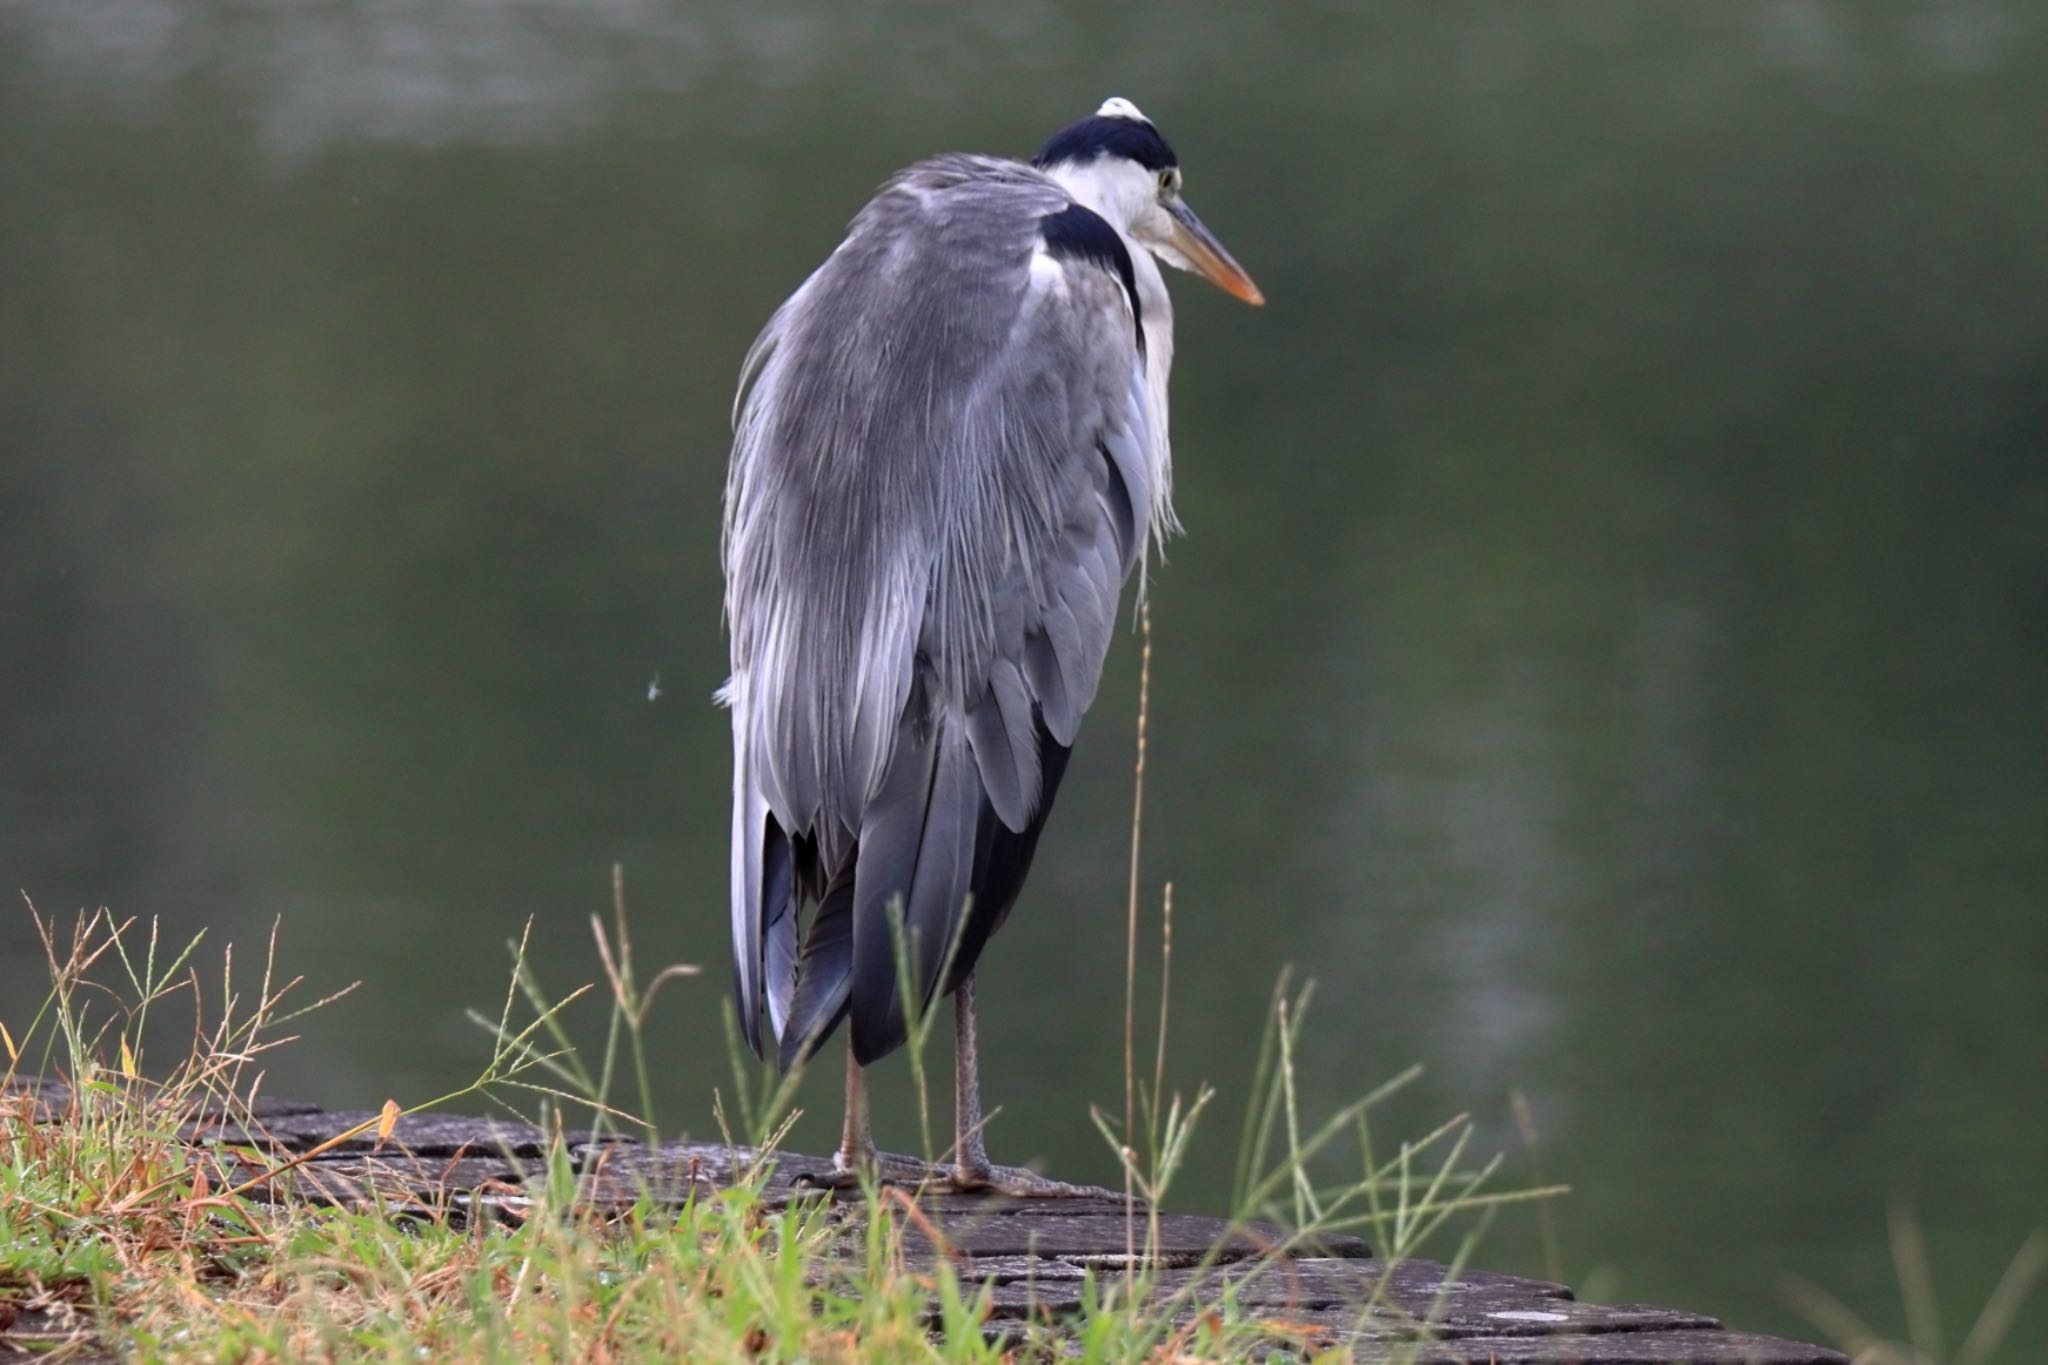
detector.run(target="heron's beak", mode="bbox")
[1167,200,1264,306]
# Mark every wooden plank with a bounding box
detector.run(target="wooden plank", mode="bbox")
[0,1307,116,1363]
[4,1077,321,1125]
[971,1256,1573,1318]
[0,1088,1848,1364]
[221,1153,527,1209]
[902,1209,1369,1265]
[183,1107,591,1157]
[1345,1328,1850,1363]
[570,1137,833,1197]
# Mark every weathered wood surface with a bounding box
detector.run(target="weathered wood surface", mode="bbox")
[7,1082,1845,1363]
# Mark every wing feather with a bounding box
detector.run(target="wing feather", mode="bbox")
[726,678,766,1055]
[778,871,853,1069]
[725,675,801,1055]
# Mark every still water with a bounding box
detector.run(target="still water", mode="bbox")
[3,2,2043,1354]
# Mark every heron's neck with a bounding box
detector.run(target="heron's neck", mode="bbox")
[1042,159,1149,239]
[1042,158,1181,545]
[1131,248,1179,546]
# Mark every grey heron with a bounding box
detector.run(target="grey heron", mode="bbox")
[721,98,1261,1193]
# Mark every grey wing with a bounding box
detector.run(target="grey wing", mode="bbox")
[722,156,1157,1063]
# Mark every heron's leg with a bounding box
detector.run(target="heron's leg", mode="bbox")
[948,972,1118,1199]
[800,1041,924,1190]
[952,971,991,1178]
[833,1044,876,1176]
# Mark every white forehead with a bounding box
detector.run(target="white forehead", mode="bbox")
[1095,96,1151,123]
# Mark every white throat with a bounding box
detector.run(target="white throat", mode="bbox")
[1042,157,1153,240]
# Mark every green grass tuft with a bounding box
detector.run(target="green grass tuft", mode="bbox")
[1,894,1558,1362]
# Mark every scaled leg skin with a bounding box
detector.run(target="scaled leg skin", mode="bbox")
[797,1043,926,1190]
[948,972,1119,1199]
[834,1042,876,1175]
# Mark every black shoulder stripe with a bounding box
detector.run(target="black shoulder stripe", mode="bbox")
[1038,203,1145,359]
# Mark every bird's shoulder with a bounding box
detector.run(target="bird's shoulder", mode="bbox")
[758,152,1140,418]
[844,155,1133,312]
[870,153,1071,224]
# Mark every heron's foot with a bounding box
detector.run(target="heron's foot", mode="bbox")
[944,1158,1124,1200]
[795,1147,931,1192]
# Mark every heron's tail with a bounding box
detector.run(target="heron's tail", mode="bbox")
[844,710,979,1066]
[775,871,854,1070]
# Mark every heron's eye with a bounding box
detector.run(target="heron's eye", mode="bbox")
[1158,170,1177,195]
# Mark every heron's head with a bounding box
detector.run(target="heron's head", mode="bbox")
[1033,97,1264,306]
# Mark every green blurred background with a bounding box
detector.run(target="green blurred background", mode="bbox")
[3,1,2043,1354]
